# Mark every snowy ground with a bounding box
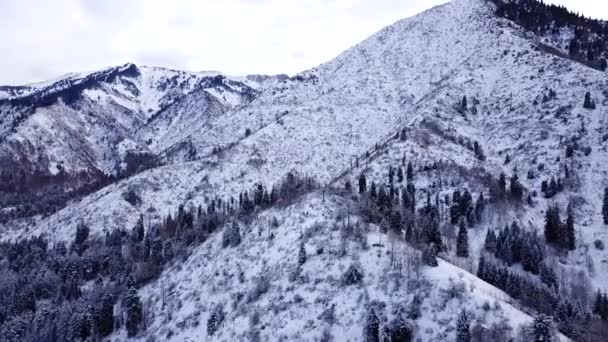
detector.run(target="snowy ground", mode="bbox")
[109,192,567,341]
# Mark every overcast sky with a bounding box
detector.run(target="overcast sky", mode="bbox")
[1,0,606,85]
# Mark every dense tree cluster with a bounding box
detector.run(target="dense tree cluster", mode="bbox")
[593,291,608,320]
[0,171,319,340]
[540,176,564,199]
[450,189,485,225]
[478,256,590,339]
[484,222,546,274]
[544,203,576,251]
[491,0,608,71]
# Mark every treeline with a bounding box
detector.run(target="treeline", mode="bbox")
[478,256,593,339]
[490,0,608,71]
[0,172,318,341]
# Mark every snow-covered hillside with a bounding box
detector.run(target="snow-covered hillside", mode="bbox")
[0,63,260,176]
[1,0,607,340]
[111,193,567,341]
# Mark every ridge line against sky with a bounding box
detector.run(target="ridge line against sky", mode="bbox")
[0,0,606,85]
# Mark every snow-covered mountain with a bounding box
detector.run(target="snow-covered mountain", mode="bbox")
[0,0,607,341]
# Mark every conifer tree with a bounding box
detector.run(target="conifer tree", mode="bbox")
[603,187,608,224]
[125,283,142,338]
[510,173,524,201]
[460,96,468,112]
[456,218,469,258]
[498,173,507,198]
[298,240,307,266]
[423,245,438,267]
[364,307,380,342]
[477,255,486,279]
[95,293,115,337]
[544,204,561,244]
[530,314,555,342]
[359,174,367,194]
[132,215,145,242]
[397,167,404,183]
[474,193,485,222]
[584,91,595,109]
[484,229,497,254]
[222,221,241,248]
[370,182,377,198]
[565,203,576,251]
[406,162,414,183]
[150,238,163,266]
[456,310,471,342]
[389,210,402,234]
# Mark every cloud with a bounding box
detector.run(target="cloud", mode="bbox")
[0,0,606,85]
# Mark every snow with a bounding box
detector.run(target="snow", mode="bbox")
[108,193,561,341]
[0,0,605,339]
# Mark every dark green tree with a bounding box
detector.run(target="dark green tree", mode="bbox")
[530,314,555,342]
[298,240,307,266]
[456,218,469,258]
[406,162,414,183]
[359,174,367,194]
[132,215,145,242]
[364,307,380,342]
[456,310,470,342]
[125,284,142,337]
[603,187,608,224]
[565,203,576,251]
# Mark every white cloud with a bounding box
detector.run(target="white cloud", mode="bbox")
[0,0,606,85]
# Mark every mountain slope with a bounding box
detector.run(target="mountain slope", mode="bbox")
[0,0,607,340]
[0,64,262,220]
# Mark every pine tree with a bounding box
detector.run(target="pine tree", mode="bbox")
[530,314,555,342]
[583,91,595,109]
[150,238,163,266]
[364,307,380,342]
[389,210,402,233]
[456,218,469,258]
[405,224,414,243]
[461,96,468,112]
[510,173,524,201]
[359,174,367,194]
[222,221,241,248]
[498,173,507,198]
[603,187,608,224]
[95,293,115,337]
[388,166,395,184]
[474,193,485,222]
[163,241,174,262]
[73,222,90,255]
[565,203,576,251]
[484,229,497,254]
[406,162,414,183]
[143,236,151,261]
[298,240,307,266]
[477,256,486,280]
[456,310,471,342]
[544,204,561,244]
[423,245,438,267]
[207,304,225,336]
[370,182,377,198]
[397,167,404,183]
[132,215,145,242]
[125,284,142,337]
